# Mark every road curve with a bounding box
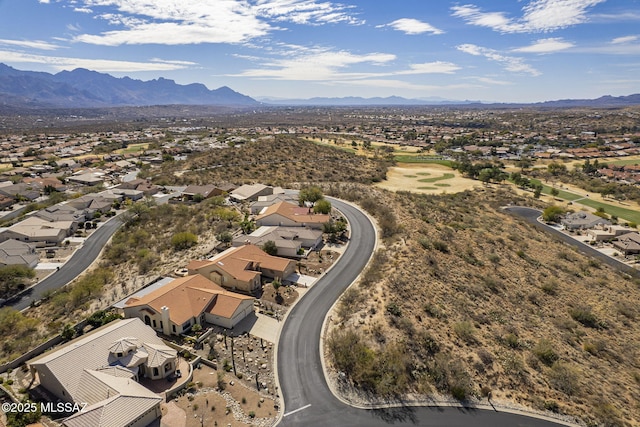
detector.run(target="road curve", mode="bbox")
[276,199,569,427]
[7,215,124,311]
[505,206,639,277]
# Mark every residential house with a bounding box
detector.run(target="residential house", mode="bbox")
[29,318,174,427]
[0,183,41,201]
[230,184,274,202]
[34,204,87,225]
[0,216,73,246]
[23,176,67,193]
[0,239,39,268]
[180,184,223,202]
[188,244,296,294]
[233,226,323,257]
[115,179,160,196]
[612,232,640,255]
[561,211,611,230]
[66,169,106,186]
[256,201,330,230]
[0,195,14,209]
[123,274,254,332]
[586,224,632,242]
[249,193,298,214]
[65,193,120,215]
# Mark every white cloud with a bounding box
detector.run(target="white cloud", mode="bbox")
[396,62,460,74]
[611,35,639,44]
[378,18,444,35]
[230,49,397,81]
[473,77,514,86]
[253,0,363,25]
[0,50,196,72]
[457,44,541,76]
[0,39,62,51]
[74,7,93,13]
[452,0,605,33]
[71,0,362,46]
[229,47,460,81]
[512,37,574,53]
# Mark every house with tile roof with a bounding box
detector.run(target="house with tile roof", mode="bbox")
[63,370,162,427]
[123,274,255,331]
[188,244,296,294]
[232,226,323,257]
[0,239,39,268]
[229,183,274,202]
[28,318,173,427]
[612,232,640,255]
[560,211,610,230]
[249,193,297,214]
[0,216,72,246]
[256,201,330,230]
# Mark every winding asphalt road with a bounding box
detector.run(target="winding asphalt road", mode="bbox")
[276,199,569,427]
[5,215,124,311]
[505,206,639,278]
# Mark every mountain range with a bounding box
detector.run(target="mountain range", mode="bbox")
[1,63,640,109]
[0,63,258,108]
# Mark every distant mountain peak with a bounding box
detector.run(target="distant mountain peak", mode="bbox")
[0,63,259,109]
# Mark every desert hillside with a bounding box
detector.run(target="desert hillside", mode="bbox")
[328,184,640,427]
[149,135,391,186]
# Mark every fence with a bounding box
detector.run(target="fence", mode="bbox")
[0,319,88,374]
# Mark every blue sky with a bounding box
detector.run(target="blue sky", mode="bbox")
[0,0,639,102]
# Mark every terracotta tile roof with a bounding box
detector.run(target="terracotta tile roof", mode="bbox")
[204,290,253,319]
[256,201,330,225]
[125,274,253,323]
[186,259,212,270]
[125,275,223,324]
[210,244,294,273]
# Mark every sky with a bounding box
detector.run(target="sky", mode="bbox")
[0,0,639,102]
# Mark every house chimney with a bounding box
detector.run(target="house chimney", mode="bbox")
[160,306,171,335]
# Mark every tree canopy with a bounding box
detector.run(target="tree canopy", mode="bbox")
[299,186,324,205]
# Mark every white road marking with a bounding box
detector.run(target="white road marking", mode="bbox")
[283,404,312,417]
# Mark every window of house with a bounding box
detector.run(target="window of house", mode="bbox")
[152,319,156,328]
[153,367,159,376]
[172,325,176,333]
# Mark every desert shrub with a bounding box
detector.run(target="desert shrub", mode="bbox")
[569,305,602,328]
[386,302,402,317]
[432,240,449,253]
[582,339,606,356]
[429,354,473,400]
[533,339,559,366]
[541,280,559,295]
[548,361,580,396]
[423,302,444,318]
[337,287,365,321]
[418,237,431,249]
[504,333,520,349]
[453,321,476,343]
[328,329,412,397]
[171,232,198,250]
[477,349,494,366]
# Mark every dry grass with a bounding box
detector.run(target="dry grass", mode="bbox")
[328,185,640,427]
